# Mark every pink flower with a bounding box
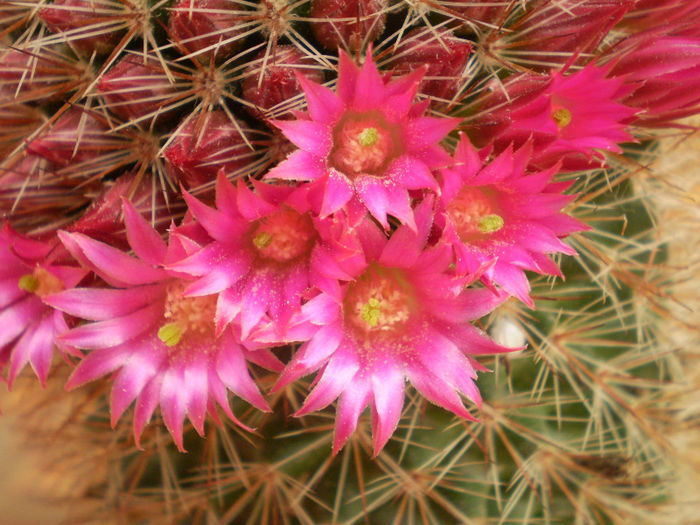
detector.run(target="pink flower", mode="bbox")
[45,201,280,451]
[0,224,86,387]
[266,49,459,229]
[471,64,636,170]
[437,134,588,306]
[269,199,516,455]
[172,173,345,341]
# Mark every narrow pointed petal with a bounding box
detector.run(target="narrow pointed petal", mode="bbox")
[371,362,405,454]
[122,199,167,266]
[333,377,371,455]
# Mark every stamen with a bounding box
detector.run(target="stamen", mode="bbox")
[358,127,378,147]
[551,107,572,128]
[18,274,39,293]
[478,213,504,233]
[360,298,381,327]
[158,322,183,347]
[253,231,274,250]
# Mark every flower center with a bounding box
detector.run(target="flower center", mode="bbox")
[251,206,316,263]
[330,111,401,176]
[344,265,416,341]
[157,280,217,349]
[18,267,64,297]
[551,107,572,128]
[447,186,504,242]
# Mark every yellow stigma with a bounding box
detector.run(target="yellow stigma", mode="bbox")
[358,127,379,147]
[360,298,381,327]
[551,107,572,128]
[253,231,273,250]
[158,322,183,347]
[478,214,504,234]
[18,274,40,293]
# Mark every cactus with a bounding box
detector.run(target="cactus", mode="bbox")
[1,1,700,523]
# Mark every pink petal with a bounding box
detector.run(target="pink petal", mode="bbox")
[216,332,269,411]
[235,178,278,221]
[58,231,167,287]
[7,315,46,386]
[133,374,163,448]
[44,284,165,321]
[406,361,475,420]
[337,50,360,103]
[184,357,209,435]
[352,50,385,110]
[333,375,371,455]
[160,367,187,451]
[122,199,167,266]
[295,346,359,416]
[60,302,163,349]
[355,177,389,228]
[110,351,161,427]
[0,295,43,349]
[182,190,246,243]
[370,362,405,455]
[66,345,131,390]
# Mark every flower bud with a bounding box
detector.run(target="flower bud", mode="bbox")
[168,0,243,60]
[242,46,324,121]
[310,0,387,51]
[39,0,121,54]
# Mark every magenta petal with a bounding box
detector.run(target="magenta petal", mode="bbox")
[182,191,246,243]
[207,368,252,431]
[297,73,344,124]
[295,348,359,416]
[66,345,130,390]
[240,273,272,340]
[405,116,460,151]
[8,317,43,386]
[27,315,56,386]
[333,375,371,455]
[110,352,161,427]
[320,170,354,217]
[387,154,438,191]
[0,278,26,310]
[337,50,360,102]
[370,362,405,454]
[272,119,332,156]
[122,199,167,266]
[235,179,278,220]
[61,302,163,349]
[216,333,269,411]
[352,52,385,110]
[265,150,326,182]
[355,177,389,228]
[490,261,533,306]
[45,284,165,321]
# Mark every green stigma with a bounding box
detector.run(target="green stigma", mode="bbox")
[158,322,183,347]
[18,274,39,293]
[478,214,504,234]
[253,232,273,250]
[360,297,381,327]
[358,127,379,147]
[551,107,572,128]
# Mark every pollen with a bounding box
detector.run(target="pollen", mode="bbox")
[447,186,504,242]
[251,206,316,263]
[551,107,572,128]
[345,265,415,338]
[331,111,401,176]
[157,322,183,347]
[18,267,64,296]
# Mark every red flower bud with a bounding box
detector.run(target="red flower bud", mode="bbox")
[97,54,177,123]
[242,46,324,121]
[168,0,243,60]
[310,0,387,51]
[39,0,121,54]
[389,28,471,102]
[164,110,257,188]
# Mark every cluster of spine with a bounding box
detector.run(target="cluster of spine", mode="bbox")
[2,0,700,523]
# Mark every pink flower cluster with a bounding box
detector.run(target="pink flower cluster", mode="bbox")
[0,46,656,454]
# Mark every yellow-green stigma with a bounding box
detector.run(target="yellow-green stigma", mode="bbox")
[158,322,183,347]
[253,231,273,250]
[551,107,572,128]
[358,127,379,147]
[478,214,504,234]
[18,274,39,293]
[360,298,381,328]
